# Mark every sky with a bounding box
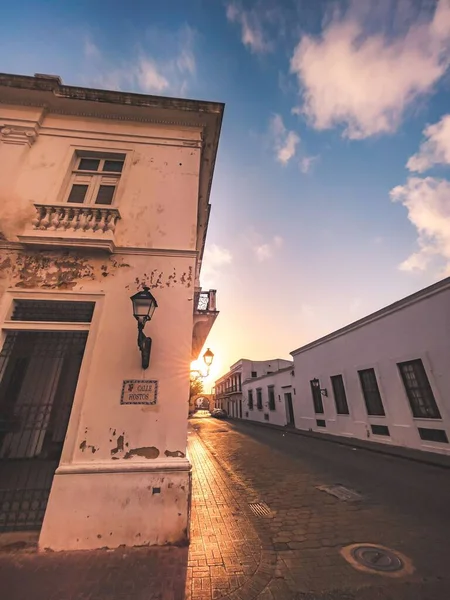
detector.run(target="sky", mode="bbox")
[2,0,450,388]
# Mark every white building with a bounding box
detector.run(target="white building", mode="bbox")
[242,364,295,427]
[214,358,292,417]
[0,73,223,550]
[290,277,450,456]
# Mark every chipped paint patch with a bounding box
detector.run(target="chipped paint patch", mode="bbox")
[164,450,185,458]
[123,446,160,459]
[79,440,98,454]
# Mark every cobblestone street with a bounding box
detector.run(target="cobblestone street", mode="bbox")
[1,417,450,599]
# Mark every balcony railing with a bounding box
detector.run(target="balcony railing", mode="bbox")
[18,203,121,252]
[194,290,217,313]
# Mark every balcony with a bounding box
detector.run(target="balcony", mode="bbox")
[18,203,121,253]
[192,289,219,359]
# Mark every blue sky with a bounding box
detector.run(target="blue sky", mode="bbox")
[2,0,450,384]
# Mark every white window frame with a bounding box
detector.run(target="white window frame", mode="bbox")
[64,152,126,206]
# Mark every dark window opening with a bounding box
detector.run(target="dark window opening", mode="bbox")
[316,419,326,427]
[358,369,385,416]
[95,185,115,205]
[103,159,124,173]
[256,388,263,410]
[78,158,100,171]
[310,379,324,414]
[331,374,349,415]
[398,359,441,419]
[268,386,276,411]
[251,371,257,378]
[248,390,254,410]
[371,424,390,436]
[418,428,448,443]
[67,184,88,203]
[264,413,269,421]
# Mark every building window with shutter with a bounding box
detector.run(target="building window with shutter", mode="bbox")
[65,152,125,206]
[268,386,276,411]
[248,390,254,410]
[358,368,385,416]
[398,359,441,419]
[310,379,324,414]
[331,375,349,415]
[256,388,263,410]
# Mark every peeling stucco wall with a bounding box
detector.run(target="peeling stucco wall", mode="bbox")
[0,248,194,293]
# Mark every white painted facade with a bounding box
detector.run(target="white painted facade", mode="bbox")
[214,358,292,418]
[0,74,223,549]
[242,365,295,427]
[291,278,450,456]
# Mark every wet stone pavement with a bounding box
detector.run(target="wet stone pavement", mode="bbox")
[1,417,450,599]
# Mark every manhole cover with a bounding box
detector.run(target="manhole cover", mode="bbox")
[340,543,414,577]
[249,502,271,517]
[316,484,361,501]
[351,545,403,572]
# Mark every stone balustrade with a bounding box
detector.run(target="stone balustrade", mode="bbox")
[32,204,120,233]
[17,203,121,252]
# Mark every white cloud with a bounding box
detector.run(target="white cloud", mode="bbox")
[254,235,283,261]
[83,25,196,96]
[226,3,271,54]
[299,154,318,174]
[137,58,169,93]
[407,114,450,172]
[390,176,450,273]
[290,0,450,139]
[201,244,232,287]
[269,114,300,164]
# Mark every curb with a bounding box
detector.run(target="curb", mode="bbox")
[230,418,450,470]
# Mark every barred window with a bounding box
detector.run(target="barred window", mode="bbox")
[248,390,254,410]
[398,359,441,419]
[331,375,349,415]
[358,369,385,416]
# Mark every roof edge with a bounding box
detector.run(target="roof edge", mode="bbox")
[291,276,450,356]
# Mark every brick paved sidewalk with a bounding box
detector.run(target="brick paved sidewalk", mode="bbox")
[0,426,275,600]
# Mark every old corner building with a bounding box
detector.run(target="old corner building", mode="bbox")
[0,73,223,550]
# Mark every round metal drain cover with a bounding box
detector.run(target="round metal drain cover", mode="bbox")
[351,545,403,572]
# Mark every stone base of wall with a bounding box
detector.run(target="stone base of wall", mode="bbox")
[39,459,191,551]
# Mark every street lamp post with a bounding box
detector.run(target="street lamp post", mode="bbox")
[190,348,215,381]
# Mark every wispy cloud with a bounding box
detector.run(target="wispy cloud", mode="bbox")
[407,114,450,172]
[299,154,318,174]
[226,2,271,54]
[269,114,300,165]
[201,244,233,287]
[254,235,283,261]
[290,0,450,139]
[137,58,169,93]
[390,177,450,275]
[82,24,196,96]
[83,38,101,61]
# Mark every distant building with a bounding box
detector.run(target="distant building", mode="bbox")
[242,364,295,427]
[0,73,223,549]
[214,358,293,418]
[290,277,450,456]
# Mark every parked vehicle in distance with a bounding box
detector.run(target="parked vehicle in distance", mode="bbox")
[192,409,211,418]
[211,408,227,419]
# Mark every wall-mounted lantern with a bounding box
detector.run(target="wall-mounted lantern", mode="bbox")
[190,348,215,381]
[130,286,158,369]
[311,378,328,397]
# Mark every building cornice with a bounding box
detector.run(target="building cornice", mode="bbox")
[291,276,450,356]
